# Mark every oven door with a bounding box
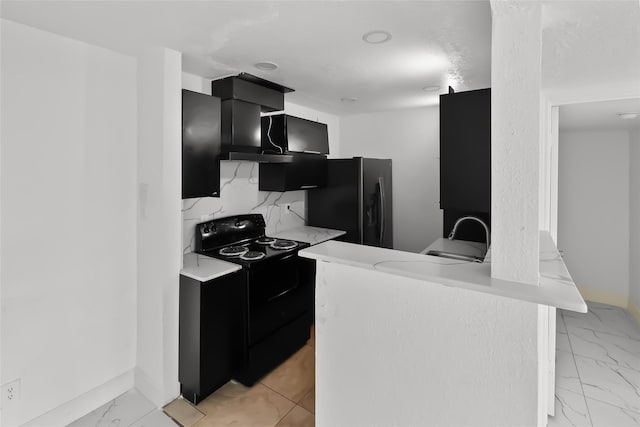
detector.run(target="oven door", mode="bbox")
[247,255,313,346]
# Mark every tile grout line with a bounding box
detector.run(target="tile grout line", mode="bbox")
[562,309,596,427]
[126,407,158,427]
[259,381,303,406]
[565,323,640,343]
[582,394,640,416]
[273,403,297,427]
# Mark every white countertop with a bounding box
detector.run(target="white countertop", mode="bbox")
[181,252,242,282]
[180,226,345,282]
[299,231,587,312]
[272,226,346,245]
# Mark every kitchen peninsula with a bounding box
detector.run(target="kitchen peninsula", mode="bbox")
[299,231,586,427]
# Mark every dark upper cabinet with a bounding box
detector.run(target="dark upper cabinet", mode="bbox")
[439,88,491,213]
[261,114,330,155]
[182,89,221,199]
[259,153,327,192]
[220,99,262,155]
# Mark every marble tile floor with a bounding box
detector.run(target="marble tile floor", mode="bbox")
[69,329,315,427]
[185,339,315,427]
[69,309,639,427]
[549,302,640,427]
[67,389,178,427]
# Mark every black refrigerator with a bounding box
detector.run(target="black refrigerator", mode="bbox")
[307,157,393,248]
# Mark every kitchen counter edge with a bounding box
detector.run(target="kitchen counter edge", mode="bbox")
[180,226,346,282]
[180,253,242,283]
[299,231,587,313]
[271,225,346,245]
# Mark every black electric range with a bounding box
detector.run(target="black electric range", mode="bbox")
[193,214,314,387]
[195,213,310,267]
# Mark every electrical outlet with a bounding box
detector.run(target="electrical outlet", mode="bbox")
[2,379,21,406]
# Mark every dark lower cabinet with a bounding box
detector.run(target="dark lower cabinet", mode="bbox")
[179,258,315,403]
[179,271,244,404]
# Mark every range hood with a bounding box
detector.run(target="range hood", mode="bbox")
[212,73,296,163]
[226,151,294,163]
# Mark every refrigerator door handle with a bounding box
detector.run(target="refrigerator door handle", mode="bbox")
[378,177,385,245]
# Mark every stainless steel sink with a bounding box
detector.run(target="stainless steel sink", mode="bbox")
[425,250,484,263]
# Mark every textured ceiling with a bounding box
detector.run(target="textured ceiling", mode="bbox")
[0,1,492,115]
[2,1,638,116]
[560,98,640,132]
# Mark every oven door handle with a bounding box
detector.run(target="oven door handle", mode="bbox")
[266,286,298,303]
[279,254,296,261]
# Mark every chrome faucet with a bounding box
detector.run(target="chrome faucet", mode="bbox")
[448,216,491,251]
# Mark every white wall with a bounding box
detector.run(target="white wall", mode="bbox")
[630,129,640,310]
[339,107,441,253]
[558,131,630,301]
[1,20,137,426]
[135,48,182,407]
[181,72,341,253]
[490,1,541,286]
[315,261,540,426]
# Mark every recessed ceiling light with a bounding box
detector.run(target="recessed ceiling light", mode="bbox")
[422,86,441,92]
[362,30,392,44]
[341,97,358,103]
[254,61,278,71]
[618,112,638,120]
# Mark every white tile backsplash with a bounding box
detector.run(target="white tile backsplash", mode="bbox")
[182,161,306,254]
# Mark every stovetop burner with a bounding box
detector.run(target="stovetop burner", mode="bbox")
[270,239,298,250]
[219,245,249,257]
[240,250,266,261]
[255,237,276,245]
[195,214,309,267]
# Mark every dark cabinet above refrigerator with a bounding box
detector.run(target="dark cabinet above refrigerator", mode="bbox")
[182,89,221,199]
[439,88,491,213]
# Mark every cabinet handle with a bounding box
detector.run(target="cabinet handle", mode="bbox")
[300,185,318,189]
[267,286,297,302]
[378,177,385,245]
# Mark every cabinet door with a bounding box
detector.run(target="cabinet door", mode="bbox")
[440,89,491,212]
[258,154,327,191]
[182,89,221,199]
[179,271,244,404]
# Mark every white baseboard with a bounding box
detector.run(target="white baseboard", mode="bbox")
[134,367,172,408]
[578,287,640,325]
[629,299,640,324]
[21,370,134,427]
[578,287,629,308]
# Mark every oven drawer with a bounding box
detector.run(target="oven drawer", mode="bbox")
[247,254,304,306]
[249,284,312,345]
[246,256,314,346]
[236,311,312,386]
